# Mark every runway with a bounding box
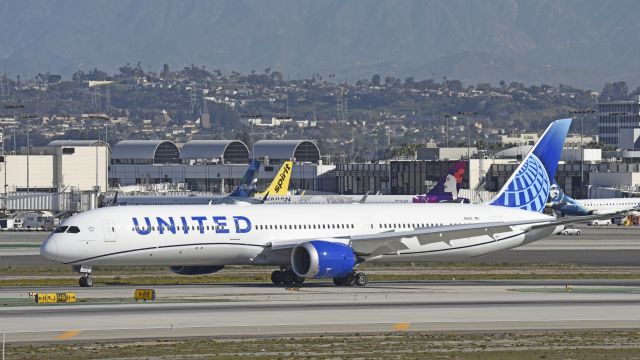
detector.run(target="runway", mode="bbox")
[1,281,640,343]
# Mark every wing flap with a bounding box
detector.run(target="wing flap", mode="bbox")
[349,222,522,256]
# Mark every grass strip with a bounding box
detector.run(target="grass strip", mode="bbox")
[5,330,640,360]
[2,271,640,287]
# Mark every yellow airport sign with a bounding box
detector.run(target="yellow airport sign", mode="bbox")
[35,292,77,303]
[134,289,156,301]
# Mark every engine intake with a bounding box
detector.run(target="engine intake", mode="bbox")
[291,240,356,279]
[170,265,224,275]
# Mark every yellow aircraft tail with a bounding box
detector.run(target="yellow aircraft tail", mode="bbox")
[257,161,293,197]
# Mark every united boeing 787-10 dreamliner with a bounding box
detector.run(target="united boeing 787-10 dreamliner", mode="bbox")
[42,119,585,287]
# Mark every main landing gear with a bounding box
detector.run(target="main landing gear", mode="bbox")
[73,265,94,287]
[333,271,368,287]
[271,268,305,286]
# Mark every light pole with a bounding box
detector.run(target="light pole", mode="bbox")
[1,127,4,197]
[4,104,23,155]
[20,114,38,193]
[569,109,595,196]
[444,114,454,148]
[458,111,478,159]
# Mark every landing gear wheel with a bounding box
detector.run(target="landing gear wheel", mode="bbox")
[79,276,93,287]
[282,270,295,285]
[333,274,355,286]
[344,273,355,286]
[354,272,368,286]
[271,270,284,285]
[292,274,305,285]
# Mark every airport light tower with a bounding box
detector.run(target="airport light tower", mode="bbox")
[458,111,478,160]
[21,114,39,192]
[444,114,455,148]
[569,109,595,191]
[4,103,23,155]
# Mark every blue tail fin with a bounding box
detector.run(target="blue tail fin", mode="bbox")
[488,118,572,212]
[229,160,261,197]
[413,161,468,203]
[548,180,591,216]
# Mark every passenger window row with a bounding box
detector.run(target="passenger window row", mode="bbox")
[132,225,228,232]
[254,224,355,231]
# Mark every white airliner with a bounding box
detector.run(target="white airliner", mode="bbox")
[548,181,640,216]
[42,118,583,287]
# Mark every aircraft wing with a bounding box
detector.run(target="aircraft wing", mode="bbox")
[269,212,622,257]
[269,219,546,257]
[347,221,537,256]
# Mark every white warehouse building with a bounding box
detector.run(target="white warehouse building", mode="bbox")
[0,140,109,193]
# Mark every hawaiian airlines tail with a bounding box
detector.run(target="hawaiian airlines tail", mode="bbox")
[256,161,293,197]
[229,159,261,197]
[488,118,572,212]
[412,161,468,203]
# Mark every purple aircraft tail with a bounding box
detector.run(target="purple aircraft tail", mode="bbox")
[412,161,469,203]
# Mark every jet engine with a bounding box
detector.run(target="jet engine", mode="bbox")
[169,265,225,275]
[291,240,356,278]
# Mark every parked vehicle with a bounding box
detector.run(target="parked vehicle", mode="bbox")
[587,219,612,226]
[560,228,581,236]
[14,211,58,230]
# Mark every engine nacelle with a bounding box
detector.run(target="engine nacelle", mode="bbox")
[291,240,356,279]
[170,265,224,275]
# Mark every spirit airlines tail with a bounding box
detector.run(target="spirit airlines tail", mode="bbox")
[255,161,292,197]
[548,180,640,216]
[42,119,577,287]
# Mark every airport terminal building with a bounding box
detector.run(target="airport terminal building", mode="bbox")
[108,139,335,194]
[1,136,639,213]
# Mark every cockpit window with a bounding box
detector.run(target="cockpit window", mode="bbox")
[67,226,81,234]
[54,226,68,233]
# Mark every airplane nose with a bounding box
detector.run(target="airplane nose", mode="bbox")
[40,237,58,260]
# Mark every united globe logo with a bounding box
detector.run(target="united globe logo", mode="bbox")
[491,155,550,212]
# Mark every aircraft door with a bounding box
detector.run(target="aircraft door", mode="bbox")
[102,221,117,242]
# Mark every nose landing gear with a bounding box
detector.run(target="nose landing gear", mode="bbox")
[79,275,93,287]
[73,265,94,287]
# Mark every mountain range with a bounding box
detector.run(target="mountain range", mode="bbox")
[1,0,639,89]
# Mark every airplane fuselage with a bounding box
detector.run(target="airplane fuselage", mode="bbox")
[42,203,555,267]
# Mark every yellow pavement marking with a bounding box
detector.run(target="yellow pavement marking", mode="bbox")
[56,330,81,340]
[393,322,411,331]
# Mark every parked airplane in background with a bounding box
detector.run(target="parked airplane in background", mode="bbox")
[263,161,470,204]
[412,161,469,203]
[43,119,591,288]
[105,160,291,206]
[547,180,640,216]
[255,161,292,197]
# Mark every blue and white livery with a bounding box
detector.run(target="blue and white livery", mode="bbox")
[489,118,571,212]
[42,119,581,287]
[548,180,640,217]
